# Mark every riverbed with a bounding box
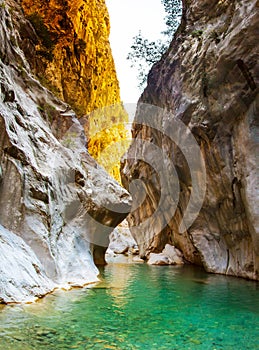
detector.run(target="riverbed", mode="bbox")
[0,262,258,349]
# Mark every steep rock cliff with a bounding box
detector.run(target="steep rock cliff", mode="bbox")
[19,0,128,180]
[0,1,131,303]
[122,0,258,279]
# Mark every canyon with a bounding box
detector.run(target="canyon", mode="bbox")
[0,0,258,305]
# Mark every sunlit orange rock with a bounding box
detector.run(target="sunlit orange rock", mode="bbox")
[20,0,128,181]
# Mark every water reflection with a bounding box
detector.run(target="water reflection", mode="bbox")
[103,263,135,308]
[0,263,258,350]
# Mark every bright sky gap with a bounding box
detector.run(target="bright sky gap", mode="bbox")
[106,0,166,104]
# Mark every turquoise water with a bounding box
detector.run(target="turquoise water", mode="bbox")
[0,262,258,349]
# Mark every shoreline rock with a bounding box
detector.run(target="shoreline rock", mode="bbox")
[148,244,184,266]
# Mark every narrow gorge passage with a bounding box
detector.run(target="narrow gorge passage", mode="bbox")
[0,0,258,349]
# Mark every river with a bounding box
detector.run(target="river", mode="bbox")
[0,261,258,349]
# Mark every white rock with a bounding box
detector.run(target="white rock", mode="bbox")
[147,253,171,265]
[132,256,144,263]
[0,225,55,303]
[162,244,184,265]
[108,220,138,254]
[147,245,184,266]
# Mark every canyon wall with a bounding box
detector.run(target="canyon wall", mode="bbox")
[0,0,131,303]
[122,0,258,279]
[19,0,128,180]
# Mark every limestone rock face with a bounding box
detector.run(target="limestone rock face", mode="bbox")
[20,0,119,114]
[19,0,128,180]
[0,225,55,303]
[0,1,131,303]
[122,0,258,279]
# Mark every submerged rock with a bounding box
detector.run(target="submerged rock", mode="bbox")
[122,0,258,279]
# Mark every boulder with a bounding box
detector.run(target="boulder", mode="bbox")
[148,253,170,265]
[162,244,184,265]
[147,245,184,266]
[132,256,145,263]
[108,220,138,255]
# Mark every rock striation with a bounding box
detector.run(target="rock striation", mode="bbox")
[122,0,258,280]
[20,0,120,114]
[19,0,128,181]
[0,1,131,303]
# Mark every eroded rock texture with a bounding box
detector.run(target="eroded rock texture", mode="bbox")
[0,1,131,303]
[19,0,128,180]
[122,0,258,279]
[20,0,119,113]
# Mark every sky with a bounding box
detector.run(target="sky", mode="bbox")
[106,0,166,104]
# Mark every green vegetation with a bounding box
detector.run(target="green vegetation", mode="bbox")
[191,29,203,38]
[37,74,61,96]
[37,103,58,124]
[127,0,182,88]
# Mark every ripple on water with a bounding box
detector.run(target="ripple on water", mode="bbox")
[0,264,258,349]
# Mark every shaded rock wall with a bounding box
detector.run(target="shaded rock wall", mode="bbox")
[19,0,128,180]
[0,1,131,303]
[122,0,258,279]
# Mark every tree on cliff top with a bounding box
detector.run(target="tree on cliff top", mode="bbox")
[127,0,182,88]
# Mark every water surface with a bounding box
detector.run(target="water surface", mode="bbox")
[0,262,258,349]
